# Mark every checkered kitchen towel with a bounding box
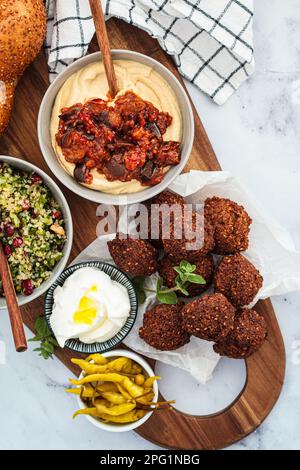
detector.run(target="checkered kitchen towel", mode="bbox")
[45,0,254,105]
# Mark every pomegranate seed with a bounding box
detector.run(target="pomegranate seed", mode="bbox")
[21,279,33,296]
[12,237,23,248]
[52,210,61,219]
[4,245,12,256]
[32,174,42,184]
[22,199,30,211]
[4,223,14,237]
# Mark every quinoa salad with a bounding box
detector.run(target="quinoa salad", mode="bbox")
[0,162,66,296]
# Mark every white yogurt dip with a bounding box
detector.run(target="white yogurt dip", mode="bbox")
[50,267,130,347]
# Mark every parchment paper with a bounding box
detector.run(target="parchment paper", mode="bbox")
[73,171,300,383]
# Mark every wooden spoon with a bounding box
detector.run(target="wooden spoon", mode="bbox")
[89,0,118,98]
[0,243,27,352]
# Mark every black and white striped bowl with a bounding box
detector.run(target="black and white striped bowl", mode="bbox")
[44,261,138,353]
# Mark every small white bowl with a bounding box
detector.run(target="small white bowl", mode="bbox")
[38,50,194,206]
[0,155,73,309]
[75,349,158,433]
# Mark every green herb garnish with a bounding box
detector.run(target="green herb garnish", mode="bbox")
[132,276,146,304]
[133,260,206,305]
[29,316,58,360]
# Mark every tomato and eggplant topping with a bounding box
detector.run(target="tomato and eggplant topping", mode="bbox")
[56,91,181,187]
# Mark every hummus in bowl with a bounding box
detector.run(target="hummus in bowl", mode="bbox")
[51,60,182,194]
[38,51,194,205]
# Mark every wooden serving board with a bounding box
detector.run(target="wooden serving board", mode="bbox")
[0,19,285,450]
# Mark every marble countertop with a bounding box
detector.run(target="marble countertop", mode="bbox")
[1,0,300,450]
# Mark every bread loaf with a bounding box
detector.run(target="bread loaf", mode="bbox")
[0,0,46,133]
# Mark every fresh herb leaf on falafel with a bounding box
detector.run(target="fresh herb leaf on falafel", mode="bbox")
[132,276,146,304]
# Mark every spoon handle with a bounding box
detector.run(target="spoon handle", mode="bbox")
[0,243,27,352]
[89,0,118,98]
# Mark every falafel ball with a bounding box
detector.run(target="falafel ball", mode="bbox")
[181,293,235,342]
[205,197,252,254]
[158,254,214,297]
[107,234,158,276]
[147,190,185,248]
[162,210,215,262]
[213,308,267,358]
[150,190,185,207]
[214,253,263,307]
[139,303,190,351]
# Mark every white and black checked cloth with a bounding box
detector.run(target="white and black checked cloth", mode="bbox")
[45,0,254,105]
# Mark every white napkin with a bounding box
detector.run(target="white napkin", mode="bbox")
[45,0,254,104]
[73,170,300,383]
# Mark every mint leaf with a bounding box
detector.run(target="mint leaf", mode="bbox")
[156,276,178,304]
[173,268,187,282]
[40,349,50,360]
[176,284,189,296]
[186,273,206,284]
[156,276,164,294]
[48,336,59,347]
[30,316,58,360]
[156,290,178,304]
[42,341,55,354]
[179,260,190,271]
[175,277,189,296]
[173,266,182,275]
[178,260,196,273]
[35,316,50,337]
[28,334,43,342]
[132,276,146,304]
[133,276,145,289]
[136,289,146,304]
[186,263,196,273]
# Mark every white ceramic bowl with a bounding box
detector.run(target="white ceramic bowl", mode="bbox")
[38,50,194,205]
[0,155,73,309]
[75,349,158,432]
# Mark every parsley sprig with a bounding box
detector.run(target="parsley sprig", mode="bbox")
[133,260,206,305]
[29,316,58,359]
